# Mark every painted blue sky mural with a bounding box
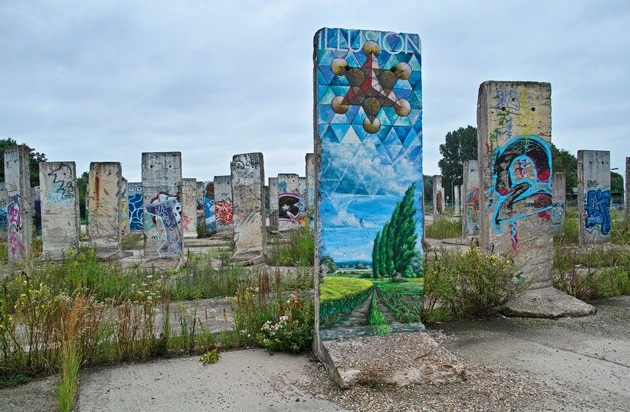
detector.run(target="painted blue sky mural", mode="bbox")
[316,28,424,264]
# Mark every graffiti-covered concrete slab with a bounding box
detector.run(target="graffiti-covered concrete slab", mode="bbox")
[0,183,7,242]
[278,173,303,231]
[142,152,183,259]
[462,160,480,237]
[578,150,611,245]
[4,146,32,261]
[231,153,266,264]
[214,175,233,236]
[39,161,80,259]
[478,81,594,318]
[432,175,443,221]
[203,181,216,234]
[181,178,198,239]
[314,28,425,350]
[88,162,122,259]
[128,182,143,232]
[552,172,566,230]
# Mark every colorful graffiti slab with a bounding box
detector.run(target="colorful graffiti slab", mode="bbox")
[214,175,233,235]
[315,28,424,341]
[128,182,144,232]
[7,194,24,256]
[145,192,183,257]
[204,181,216,233]
[478,81,553,287]
[577,151,611,245]
[46,163,76,204]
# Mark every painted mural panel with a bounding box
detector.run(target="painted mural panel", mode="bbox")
[577,150,611,245]
[462,160,480,236]
[315,28,424,341]
[204,181,216,234]
[278,173,305,230]
[477,81,553,287]
[128,182,144,232]
[214,175,234,235]
[141,152,183,259]
[4,146,32,262]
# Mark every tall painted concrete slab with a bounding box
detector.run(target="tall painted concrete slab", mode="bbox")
[462,160,480,237]
[478,81,553,288]
[39,161,80,258]
[578,150,611,245]
[214,175,233,236]
[268,177,279,232]
[231,153,266,264]
[4,146,32,261]
[432,175,443,221]
[552,172,566,229]
[88,162,122,259]
[314,28,425,345]
[196,181,205,230]
[181,178,198,239]
[203,181,216,234]
[278,173,302,231]
[0,183,7,242]
[142,152,183,259]
[128,182,143,232]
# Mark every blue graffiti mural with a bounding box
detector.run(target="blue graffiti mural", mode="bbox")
[128,183,144,231]
[490,135,552,250]
[584,188,611,235]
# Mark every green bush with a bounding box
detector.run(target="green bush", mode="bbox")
[422,248,516,320]
[266,226,314,266]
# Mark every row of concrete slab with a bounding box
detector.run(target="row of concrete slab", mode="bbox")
[432,153,629,246]
[2,148,315,265]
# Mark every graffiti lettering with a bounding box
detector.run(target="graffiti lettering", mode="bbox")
[584,189,611,235]
[215,199,233,225]
[145,192,182,257]
[279,193,306,223]
[47,163,75,203]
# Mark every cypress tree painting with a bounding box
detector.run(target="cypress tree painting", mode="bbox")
[315,28,424,341]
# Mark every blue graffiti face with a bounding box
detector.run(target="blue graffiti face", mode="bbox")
[584,189,611,235]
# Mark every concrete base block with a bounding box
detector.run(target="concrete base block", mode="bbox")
[504,286,596,319]
[318,332,466,389]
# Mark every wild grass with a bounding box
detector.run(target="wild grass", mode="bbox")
[425,216,462,239]
[266,225,314,266]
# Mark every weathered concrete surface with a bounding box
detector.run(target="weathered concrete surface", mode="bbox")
[231,153,267,265]
[319,332,465,389]
[552,172,566,230]
[478,81,554,289]
[213,175,233,237]
[88,162,123,260]
[462,159,480,237]
[142,152,183,260]
[0,182,7,241]
[578,150,611,245]
[180,178,198,239]
[504,286,596,318]
[39,161,80,259]
[196,181,205,230]
[453,184,461,216]
[268,177,279,233]
[432,175,443,221]
[439,296,630,411]
[4,145,32,261]
[120,178,129,236]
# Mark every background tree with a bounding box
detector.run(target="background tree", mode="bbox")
[0,138,47,187]
[550,144,577,194]
[77,171,89,223]
[438,126,477,204]
[422,174,432,205]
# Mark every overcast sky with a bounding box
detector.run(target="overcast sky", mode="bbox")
[1,0,628,183]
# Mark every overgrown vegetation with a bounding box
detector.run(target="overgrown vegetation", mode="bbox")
[266,225,314,266]
[422,247,517,322]
[425,216,462,239]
